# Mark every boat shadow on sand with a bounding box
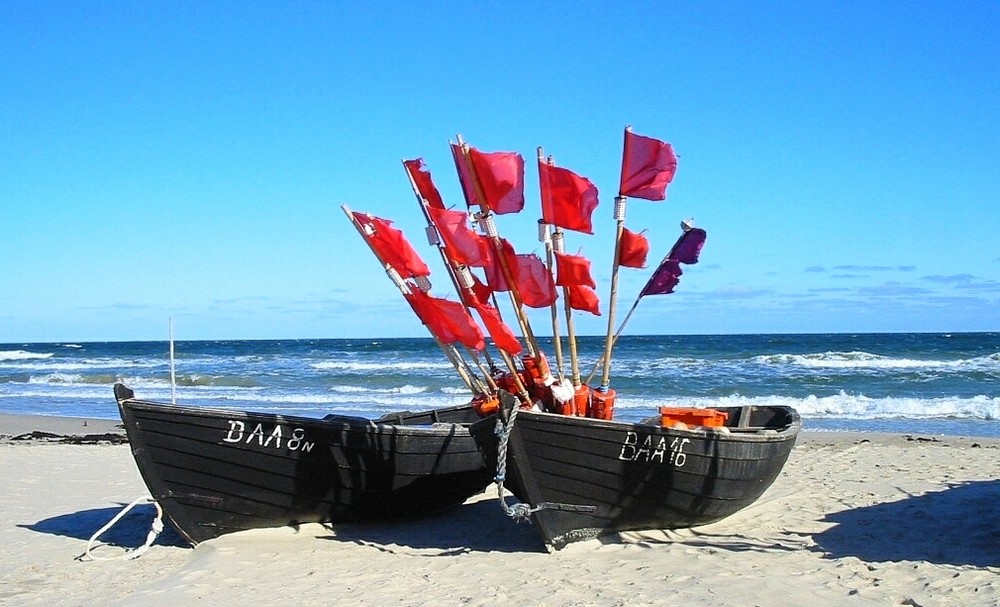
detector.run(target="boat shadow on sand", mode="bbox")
[20,502,189,551]
[810,479,1000,568]
[22,497,544,554]
[318,497,544,554]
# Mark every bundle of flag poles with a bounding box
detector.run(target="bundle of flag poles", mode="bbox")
[344,126,706,419]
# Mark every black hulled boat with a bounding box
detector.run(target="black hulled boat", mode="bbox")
[472,401,800,550]
[115,383,491,545]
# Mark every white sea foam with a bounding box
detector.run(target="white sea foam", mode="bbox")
[0,350,54,362]
[311,360,453,372]
[617,392,1000,421]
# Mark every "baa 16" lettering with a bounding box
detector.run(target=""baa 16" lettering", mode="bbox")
[618,431,689,467]
[222,421,315,452]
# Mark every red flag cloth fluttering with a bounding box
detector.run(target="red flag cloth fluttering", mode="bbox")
[471,300,523,355]
[566,283,601,315]
[538,161,599,234]
[450,143,481,209]
[554,252,597,289]
[427,206,488,267]
[514,253,557,308]
[354,212,430,278]
[467,147,525,215]
[618,227,650,269]
[406,289,485,351]
[482,238,517,292]
[619,130,677,201]
[403,158,445,210]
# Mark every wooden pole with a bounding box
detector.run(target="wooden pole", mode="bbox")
[401,160,500,391]
[537,148,565,382]
[598,195,627,391]
[341,204,484,395]
[456,135,543,363]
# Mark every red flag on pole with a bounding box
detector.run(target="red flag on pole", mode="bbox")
[566,283,601,315]
[427,206,488,267]
[618,227,650,269]
[450,143,481,209]
[354,212,430,278]
[619,130,678,200]
[471,299,523,355]
[467,147,525,215]
[403,158,445,210]
[406,289,485,351]
[515,253,557,308]
[482,238,517,292]
[554,252,597,289]
[538,161,599,234]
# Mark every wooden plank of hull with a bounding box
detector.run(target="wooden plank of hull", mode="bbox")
[117,390,491,545]
[474,406,800,550]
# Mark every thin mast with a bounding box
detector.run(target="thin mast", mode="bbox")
[341,204,484,395]
[456,134,544,362]
[537,148,565,382]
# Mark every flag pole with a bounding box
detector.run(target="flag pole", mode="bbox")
[597,194,627,393]
[341,204,484,395]
[402,160,500,392]
[586,219,699,385]
[537,148,565,383]
[455,135,550,384]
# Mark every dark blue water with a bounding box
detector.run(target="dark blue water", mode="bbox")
[1,333,997,437]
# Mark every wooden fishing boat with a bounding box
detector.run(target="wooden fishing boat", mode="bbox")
[114,383,492,545]
[472,400,801,550]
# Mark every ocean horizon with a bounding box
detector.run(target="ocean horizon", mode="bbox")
[2,332,998,438]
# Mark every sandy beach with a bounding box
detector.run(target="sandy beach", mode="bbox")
[1,413,997,607]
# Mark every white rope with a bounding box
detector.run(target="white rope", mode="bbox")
[79,496,164,561]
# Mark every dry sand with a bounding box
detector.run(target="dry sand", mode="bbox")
[1,413,997,606]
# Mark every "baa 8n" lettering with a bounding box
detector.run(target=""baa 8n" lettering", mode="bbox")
[618,431,689,467]
[222,420,315,452]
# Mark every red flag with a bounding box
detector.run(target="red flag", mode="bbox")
[482,238,517,292]
[471,300,523,355]
[618,227,650,269]
[427,206,487,267]
[469,272,493,304]
[538,161,599,234]
[354,212,430,278]
[514,253,557,308]
[619,130,677,200]
[403,158,444,210]
[450,143,481,209]
[468,147,525,214]
[554,252,596,289]
[406,289,485,351]
[566,283,601,315]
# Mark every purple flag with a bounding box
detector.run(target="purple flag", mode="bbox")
[670,228,707,264]
[640,260,682,296]
[639,228,707,297]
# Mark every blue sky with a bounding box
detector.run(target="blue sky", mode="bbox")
[2,1,998,343]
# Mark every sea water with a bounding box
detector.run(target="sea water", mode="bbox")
[1,333,997,438]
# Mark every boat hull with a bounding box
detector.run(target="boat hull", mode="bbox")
[115,384,491,545]
[472,404,800,549]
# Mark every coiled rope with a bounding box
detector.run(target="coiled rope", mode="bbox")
[493,406,598,521]
[493,405,541,521]
[78,496,164,561]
